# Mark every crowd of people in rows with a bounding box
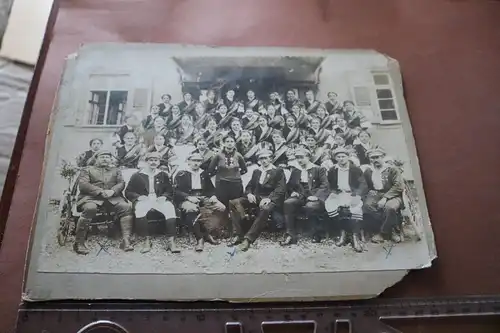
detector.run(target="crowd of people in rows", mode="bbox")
[69,88,411,255]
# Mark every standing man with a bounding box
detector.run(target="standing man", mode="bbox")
[325,148,367,252]
[125,152,179,253]
[362,148,404,243]
[174,153,225,252]
[228,150,286,251]
[280,148,329,245]
[75,150,134,254]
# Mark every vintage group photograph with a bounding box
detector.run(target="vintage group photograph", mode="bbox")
[31,46,434,277]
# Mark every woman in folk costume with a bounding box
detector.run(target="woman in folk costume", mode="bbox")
[324,91,343,115]
[271,130,289,168]
[236,130,255,164]
[142,116,172,148]
[176,114,197,145]
[111,114,141,147]
[241,108,260,131]
[177,92,197,118]
[115,131,144,169]
[269,115,285,131]
[202,117,223,149]
[191,137,215,171]
[282,115,302,145]
[203,89,221,115]
[342,100,372,130]
[226,117,243,142]
[353,130,378,168]
[76,138,103,167]
[142,104,163,131]
[166,104,183,132]
[268,91,286,116]
[289,102,310,130]
[316,104,335,131]
[214,104,237,129]
[157,93,173,117]
[303,134,328,166]
[333,116,356,145]
[148,134,176,174]
[307,116,334,148]
[193,102,209,130]
[253,115,274,145]
[223,89,240,115]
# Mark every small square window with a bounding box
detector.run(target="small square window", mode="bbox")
[373,74,390,85]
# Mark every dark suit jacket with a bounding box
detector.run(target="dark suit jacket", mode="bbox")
[77,166,125,207]
[363,166,404,200]
[287,166,329,202]
[327,163,368,198]
[173,169,215,204]
[125,170,174,203]
[245,167,286,207]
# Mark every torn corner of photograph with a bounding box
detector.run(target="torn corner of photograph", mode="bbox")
[23,44,437,302]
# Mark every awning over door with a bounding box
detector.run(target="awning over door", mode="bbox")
[173,56,324,83]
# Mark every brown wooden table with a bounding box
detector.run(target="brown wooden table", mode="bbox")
[1,0,500,332]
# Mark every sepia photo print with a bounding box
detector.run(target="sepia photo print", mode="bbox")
[24,44,436,301]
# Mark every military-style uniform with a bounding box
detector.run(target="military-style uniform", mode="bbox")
[75,151,133,254]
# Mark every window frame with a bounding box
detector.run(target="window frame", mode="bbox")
[371,71,400,125]
[83,89,129,128]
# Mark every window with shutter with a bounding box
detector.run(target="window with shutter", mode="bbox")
[133,88,149,108]
[352,86,371,107]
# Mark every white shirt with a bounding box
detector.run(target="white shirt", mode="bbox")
[337,165,351,192]
[190,169,203,190]
[297,162,314,183]
[140,168,162,197]
[259,165,275,184]
[371,165,387,190]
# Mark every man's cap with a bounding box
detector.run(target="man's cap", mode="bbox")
[188,153,204,161]
[367,148,386,158]
[257,149,273,159]
[95,150,112,158]
[145,152,162,161]
[333,147,349,157]
[294,147,311,157]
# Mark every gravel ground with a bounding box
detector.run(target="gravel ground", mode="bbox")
[37,211,430,274]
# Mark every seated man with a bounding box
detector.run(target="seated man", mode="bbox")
[75,150,133,255]
[125,152,179,253]
[174,153,225,252]
[228,150,286,251]
[280,147,329,245]
[325,147,367,252]
[362,148,404,243]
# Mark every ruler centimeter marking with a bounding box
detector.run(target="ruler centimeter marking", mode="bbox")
[15,296,500,333]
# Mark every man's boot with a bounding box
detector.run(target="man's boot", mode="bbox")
[335,230,347,246]
[352,233,363,253]
[167,236,181,253]
[73,218,91,255]
[119,216,134,252]
[238,238,250,252]
[135,217,151,253]
[141,236,152,254]
[229,235,242,246]
[195,238,204,252]
[280,234,297,246]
